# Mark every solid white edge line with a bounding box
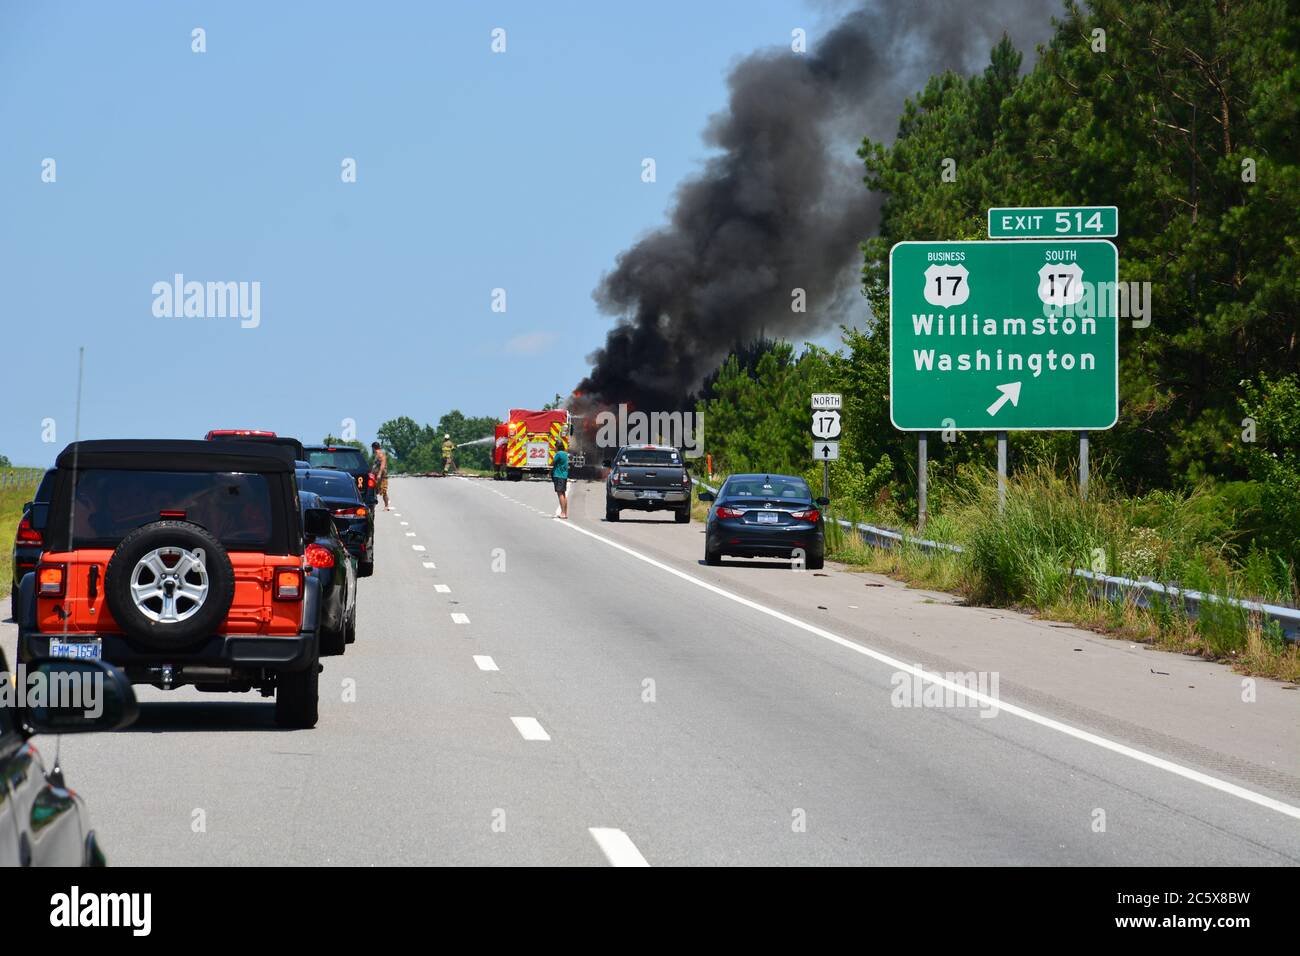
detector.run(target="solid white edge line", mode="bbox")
[451,612,470,624]
[511,716,550,741]
[588,828,650,867]
[554,518,1300,822]
[473,655,498,671]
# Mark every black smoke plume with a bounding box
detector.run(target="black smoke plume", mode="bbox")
[577,0,1057,412]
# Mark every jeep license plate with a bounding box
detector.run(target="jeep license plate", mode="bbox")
[47,638,102,660]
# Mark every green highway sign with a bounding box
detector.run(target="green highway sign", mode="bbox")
[889,240,1119,431]
[988,205,1117,239]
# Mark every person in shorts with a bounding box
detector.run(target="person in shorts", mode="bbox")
[371,441,390,511]
[551,441,569,520]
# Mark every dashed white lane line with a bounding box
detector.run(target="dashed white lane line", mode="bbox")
[451,612,470,624]
[434,584,451,593]
[473,655,498,671]
[588,828,650,867]
[511,716,550,741]
[412,544,427,552]
[400,521,409,526]
[405,532,416,537]
[422,561,437,569]
[553,512,1300,822]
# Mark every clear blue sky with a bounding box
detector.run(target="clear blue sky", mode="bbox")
[0,1,857,466]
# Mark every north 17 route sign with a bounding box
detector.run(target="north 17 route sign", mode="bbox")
[988,205,1118,238]
[889,240,1118,431]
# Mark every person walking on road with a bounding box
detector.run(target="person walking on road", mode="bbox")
[370,441,391,511]
[551,441,569,519]
[441,434,456,475]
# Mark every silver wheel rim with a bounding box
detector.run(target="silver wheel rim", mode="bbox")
[129,547,209,623]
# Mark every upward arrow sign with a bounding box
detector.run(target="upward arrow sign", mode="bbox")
[986,382,1022,417]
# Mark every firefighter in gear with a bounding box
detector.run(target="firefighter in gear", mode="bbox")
[441,434,456,474]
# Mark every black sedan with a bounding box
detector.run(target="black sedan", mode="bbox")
[9,469,54,620]
[699,474,828,570]
[297,467,375,576]
[301,491,358,656]
[304,444,377,507]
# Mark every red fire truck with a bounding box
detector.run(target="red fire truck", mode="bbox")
[492,409,582,480]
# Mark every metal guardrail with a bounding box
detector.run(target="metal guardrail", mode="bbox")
[693,477,1298,642]
[0,468,44,491]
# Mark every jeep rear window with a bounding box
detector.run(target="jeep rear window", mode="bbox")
[617,449,681,466]
[306,449,368,470]
[70,470,274,549]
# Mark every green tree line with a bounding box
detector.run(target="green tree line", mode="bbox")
[374,411,501,472]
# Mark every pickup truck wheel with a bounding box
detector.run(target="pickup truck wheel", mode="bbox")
[675,507,691,524]
[806,554,825,571]
[105,521,235,648]
[605,502,620,522]
[275,663,320,728]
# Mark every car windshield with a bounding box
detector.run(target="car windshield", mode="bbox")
[307,448,368,471]
[299,473,361,501]
[71,470,274,548]
[724,476,811,500]
[618,449,681,466]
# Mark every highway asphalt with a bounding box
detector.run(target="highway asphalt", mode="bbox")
[4,474,1298,865]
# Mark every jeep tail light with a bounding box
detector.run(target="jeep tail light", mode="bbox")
[274,568,304,600]
[304,544,335,569]
[716,506,746,519]
[16,516,41,544]
[790,508,821,523]
[37,563,67,598]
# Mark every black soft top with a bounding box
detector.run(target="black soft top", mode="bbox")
[56,439,296,474]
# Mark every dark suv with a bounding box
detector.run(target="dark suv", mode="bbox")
[10,468,55,620]
[303,445,376,506]
[15,440,324,728]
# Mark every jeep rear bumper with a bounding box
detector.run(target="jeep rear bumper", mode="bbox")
[17,627,319,678]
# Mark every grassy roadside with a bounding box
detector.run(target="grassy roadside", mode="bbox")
[822,466,1300,683]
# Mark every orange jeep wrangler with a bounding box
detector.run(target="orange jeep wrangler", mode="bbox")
[16,440,323,728]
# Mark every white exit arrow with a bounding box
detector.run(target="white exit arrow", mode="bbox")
[986,381,1022,417]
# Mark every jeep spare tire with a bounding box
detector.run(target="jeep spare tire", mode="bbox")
[105,521,235,648]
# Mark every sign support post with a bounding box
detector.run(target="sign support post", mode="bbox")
[917,433,928,532]
[997,431,1008,512]
[1079,431,1090,501]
